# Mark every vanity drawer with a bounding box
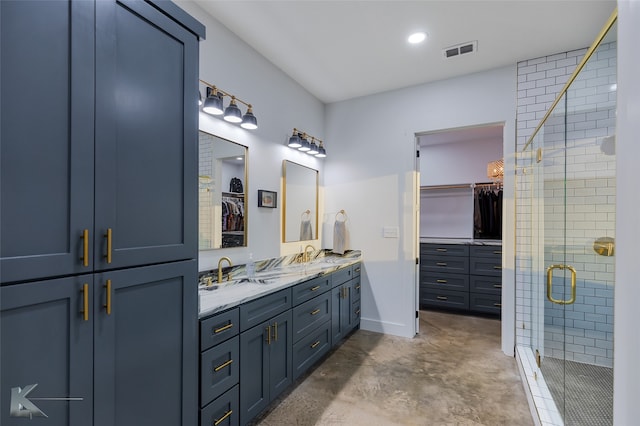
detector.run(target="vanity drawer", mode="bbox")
[292,320,331,381]
[420,243,469,257]
[421,255,469,274]
[352,262,362,278]
[200,336,239,407]
[420,289,469,310]
[200,384,239,426]
[420,272,469,292]
[470,292,502,315]
[292,291,331,343]
[469,257,502,277]
[351,299,361,325]
[292,275,331,306]
[351,276,361,302]
[332,266,353,287]
[470,275,502,295]
[200,308,239,351]
[239,288,292,332]
[470,245,503,258]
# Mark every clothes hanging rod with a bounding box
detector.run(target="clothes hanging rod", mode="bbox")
[420,184,473,190]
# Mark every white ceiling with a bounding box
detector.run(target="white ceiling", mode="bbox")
[193,0,616,104]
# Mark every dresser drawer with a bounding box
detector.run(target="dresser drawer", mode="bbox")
[239,288,292,332]
[332,266,353,287]
[420,243,469,257]
[421,255,469,274]
[351,276,361,302]
[420,289,469,310]
[200,384,239,426]
[469,245,502,258]
[200,336,239,407]
[469,257,502,277]
[292,274,331,306]
[470,275,502,295]
[420,272,469,292]
[470,292,502,315]
[200,308,239,351]
[292,291,331,343]
[292,320,331,381]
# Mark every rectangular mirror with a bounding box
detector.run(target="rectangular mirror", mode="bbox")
[199,131,247,249]
[283,160,318,242]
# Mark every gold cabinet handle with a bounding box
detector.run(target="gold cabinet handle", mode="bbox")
[104,279,112,315]
[213,359,233,372]
[436,279,447,284]
[436,262,447,266]
[493,265,502,270]
[494,303,502,307]
[493,250,502,255]
[546,264,577,305]
[214,323,233,334]
[273,322,278,341]
[104,228,112,264]
[81,283,89,321]
[81,229,89,267]
[310,341,320,349]
[355,285,361,290]
[493,284,502,288]
[355,309,361,315]
[213,410,233,426]
[436,296,448,301]
[265,326,271,345]
[436,248,447,252]
[310,285,321,291]
[310,309,321,315]
[355,267,361,273]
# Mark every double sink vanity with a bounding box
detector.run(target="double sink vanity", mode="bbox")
[197,250,362,426]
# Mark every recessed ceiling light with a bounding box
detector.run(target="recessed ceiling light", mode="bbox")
[408,32,427,44]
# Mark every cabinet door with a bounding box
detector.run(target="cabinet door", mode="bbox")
[268,310,293,401]
[93,260,197,426]
[94,0,198,270]
[240,321,270,425]
[0,0,95,283]
[1,275,93,425]
[331,285,352,346]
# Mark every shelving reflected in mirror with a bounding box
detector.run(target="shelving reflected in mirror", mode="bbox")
[283,160,318,243]
[199,131,247,249]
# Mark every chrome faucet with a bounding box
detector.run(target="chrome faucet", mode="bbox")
[217,256,232,283]
[303,245,315,263]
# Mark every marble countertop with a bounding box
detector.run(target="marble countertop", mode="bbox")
[198,250,362,319]
[420,238,502,246]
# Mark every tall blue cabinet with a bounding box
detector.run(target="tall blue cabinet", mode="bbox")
[0,1,205,425]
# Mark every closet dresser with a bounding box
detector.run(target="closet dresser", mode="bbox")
[420,240,502,315]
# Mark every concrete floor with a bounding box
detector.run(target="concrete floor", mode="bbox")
[253,310,533,426]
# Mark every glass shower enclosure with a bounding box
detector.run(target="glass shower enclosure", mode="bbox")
[517,12,617,426]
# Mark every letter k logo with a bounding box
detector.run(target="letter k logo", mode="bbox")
[9,384,47,418]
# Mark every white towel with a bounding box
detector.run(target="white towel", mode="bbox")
[300,219,313,240]
[333,219,349,255]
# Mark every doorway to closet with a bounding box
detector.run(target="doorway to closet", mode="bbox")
[416,123,504,317]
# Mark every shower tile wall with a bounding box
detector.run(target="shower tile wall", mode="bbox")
[515,43,616,367]
[199,132,215,249]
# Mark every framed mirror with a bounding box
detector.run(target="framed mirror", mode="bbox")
[199,131,247,249]
[282,160,318,242]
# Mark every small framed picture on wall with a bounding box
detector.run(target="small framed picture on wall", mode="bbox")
[258,190,277,208]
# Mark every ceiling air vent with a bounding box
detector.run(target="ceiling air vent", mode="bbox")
[443,41,478,59]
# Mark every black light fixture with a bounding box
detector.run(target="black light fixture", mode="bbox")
[199,79,258,130]
[287,128,326,158]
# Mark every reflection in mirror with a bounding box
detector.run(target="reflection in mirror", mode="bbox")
[199,131,247,249]
[283,160,318,243]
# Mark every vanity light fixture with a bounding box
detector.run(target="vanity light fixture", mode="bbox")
[287,128,327,158]
[199,79,258,130]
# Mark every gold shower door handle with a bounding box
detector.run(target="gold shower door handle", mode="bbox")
[546,264,577,305]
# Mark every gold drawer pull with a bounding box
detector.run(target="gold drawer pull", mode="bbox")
[310,309,321,315]
[213,359,233,372]
[81,229,89,267]
[82,283,89,321]
[436,279,447,284]
[493,284,502,289]
[355,267,361,273]
[310,285,321,291]
[214,410,233,426]
[273,322,278,341]
[493,266,502,270]
[355,285,361,290]
[104,279,112,315]
[310,341,320,349]
[436,296,448,301]
[355,309,361,315]
[494,303,502,307]
[493,250,502,255]
[436,262,447,267]
[436,248,447,252]
[265,326,271,345]
[214,323,233,334]
[104,228,112,264]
